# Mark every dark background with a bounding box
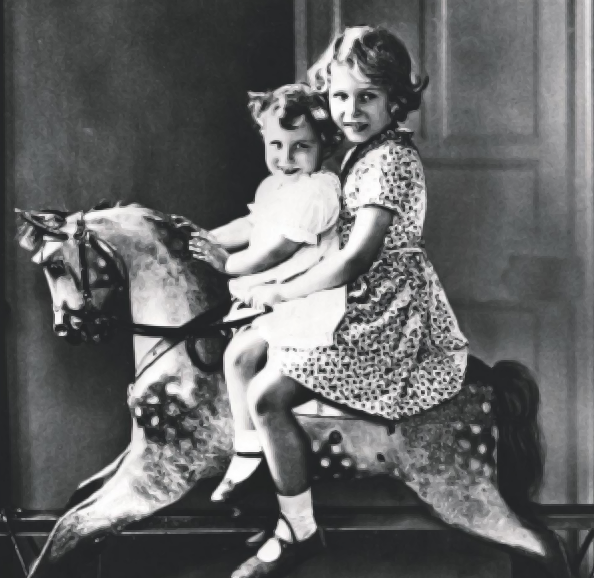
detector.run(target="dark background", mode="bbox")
[4,0,294,509]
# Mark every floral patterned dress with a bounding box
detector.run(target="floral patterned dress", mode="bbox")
[267,128,469,421]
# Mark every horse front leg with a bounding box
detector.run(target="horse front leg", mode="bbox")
[63,446,130,510]
[27,371,233,578]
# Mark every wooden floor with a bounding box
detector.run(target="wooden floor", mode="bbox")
[4,475,593,578]
[1,532,528,578]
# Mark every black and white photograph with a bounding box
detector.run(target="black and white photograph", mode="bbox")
[2,1,594,577]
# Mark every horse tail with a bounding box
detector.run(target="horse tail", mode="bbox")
[491,360,545,523]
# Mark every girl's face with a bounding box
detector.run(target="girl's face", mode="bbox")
[261,113,322,177]
[329,62,392,144]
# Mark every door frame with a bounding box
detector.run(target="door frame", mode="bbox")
[573,0,594,569]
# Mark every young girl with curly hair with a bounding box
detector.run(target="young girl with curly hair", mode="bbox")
[190,83,345,504]
[229,26,469,578]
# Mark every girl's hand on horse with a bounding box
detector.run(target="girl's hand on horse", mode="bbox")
[189,236,230,274]
[246,284,285,310]
[191,229,221,245]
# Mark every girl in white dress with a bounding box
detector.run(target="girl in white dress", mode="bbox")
[189,83,344,503]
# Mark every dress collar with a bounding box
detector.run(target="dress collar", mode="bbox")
[340,126,416,185]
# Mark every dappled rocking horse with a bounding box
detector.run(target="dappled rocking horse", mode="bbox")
[14,203,576,578]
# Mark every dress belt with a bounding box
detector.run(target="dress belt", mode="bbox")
[394,246,425,254]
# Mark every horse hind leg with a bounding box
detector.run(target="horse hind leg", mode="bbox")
[385,390,573,578]
[402,470,572,578]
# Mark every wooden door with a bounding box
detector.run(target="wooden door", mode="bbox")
[295,0,594,507]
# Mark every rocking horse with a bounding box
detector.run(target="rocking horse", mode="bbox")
[13,203,576,578]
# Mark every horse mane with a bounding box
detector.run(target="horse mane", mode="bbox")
[16,199,205,267]
[86,201,200,234]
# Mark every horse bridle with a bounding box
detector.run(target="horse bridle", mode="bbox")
[19,209,265,379]
[27,211,128,345]
[70,216,125,320]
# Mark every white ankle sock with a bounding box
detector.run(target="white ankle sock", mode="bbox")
[257,490,317,562]
[277,490,317,541]
[222,455,261,482]
[234,430,262,454]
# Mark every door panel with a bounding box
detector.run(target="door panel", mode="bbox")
[298,0,580,504]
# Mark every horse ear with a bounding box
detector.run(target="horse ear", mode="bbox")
[15,210,44,253]
[15,209,68,253]
[91,199,115,211]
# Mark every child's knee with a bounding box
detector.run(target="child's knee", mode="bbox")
[223,340,245,373]
[224,331,262,372]
[247,377,284,417]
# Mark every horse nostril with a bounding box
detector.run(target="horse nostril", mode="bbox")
[54,324,69,337]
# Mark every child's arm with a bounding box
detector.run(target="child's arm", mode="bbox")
[235,239,329,287]
[225,234,302,276]
[227,171,340,277]
[210,217,253,250]
[248,207,392,305]
[229,269,279,296]
[212,175,277,250]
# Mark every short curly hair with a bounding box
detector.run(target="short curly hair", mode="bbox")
[309,27,429,124]
[248,83,342,155]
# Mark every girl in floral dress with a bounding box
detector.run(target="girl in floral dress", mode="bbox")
[228,26,469,578]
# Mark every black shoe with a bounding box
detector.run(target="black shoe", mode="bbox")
[231,519,325,578]
[211,452,265,504]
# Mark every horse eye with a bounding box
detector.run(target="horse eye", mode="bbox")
[46,259,66,278]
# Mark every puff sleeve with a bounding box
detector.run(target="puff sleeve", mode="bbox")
[350,142,425,215]
[271,171,341,244]
[246,175,280,222]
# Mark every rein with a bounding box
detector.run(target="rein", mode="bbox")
[73,218,264,379]
[131,302,265,380]
[22,209,264,380]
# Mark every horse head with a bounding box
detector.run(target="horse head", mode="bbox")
[16,203,232,348]
[16,204,126,345]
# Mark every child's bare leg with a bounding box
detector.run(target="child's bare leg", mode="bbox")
[225,328,267,431]
[238,366,323,571]
[211,328,268,502]
[247,366,313,495]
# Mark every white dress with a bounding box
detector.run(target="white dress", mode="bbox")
[227,171,347,348]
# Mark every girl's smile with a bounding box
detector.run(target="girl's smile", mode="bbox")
[261,113,322,177]
[329,62,392,144]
